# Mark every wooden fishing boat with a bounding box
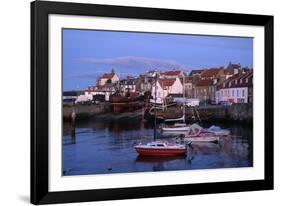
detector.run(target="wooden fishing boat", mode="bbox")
[109,93,142,113]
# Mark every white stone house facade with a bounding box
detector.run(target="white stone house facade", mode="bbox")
[215,71,253,104]
[97,73,119,86]
[151,77,183,103]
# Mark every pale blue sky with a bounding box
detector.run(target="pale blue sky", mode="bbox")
[63,29,253,90]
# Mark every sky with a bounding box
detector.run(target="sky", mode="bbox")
[63,29,253,91]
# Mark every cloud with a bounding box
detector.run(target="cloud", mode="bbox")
[71,70,104,79]
[80,56,188,71]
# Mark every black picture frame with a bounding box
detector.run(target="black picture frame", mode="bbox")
[31,0,274,204]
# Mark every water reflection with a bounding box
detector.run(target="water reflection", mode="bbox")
[63,116,253,176]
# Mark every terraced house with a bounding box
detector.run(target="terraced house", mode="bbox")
[215,70,253,104]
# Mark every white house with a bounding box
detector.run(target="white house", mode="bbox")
[119,78,137,94]
[87,85,116,101]
[76,84,116,103]
[151,77,183,103]
[215,71,253,104]
[97,72,119,86]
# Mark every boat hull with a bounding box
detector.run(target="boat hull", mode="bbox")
[184,136,219,143]
[135,147,186,156]
[161,126,189,132]
[211,130,230,136]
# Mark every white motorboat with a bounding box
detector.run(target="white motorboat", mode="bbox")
[161,123,190,132]
[207,125,230,136]
[180,123,220,143]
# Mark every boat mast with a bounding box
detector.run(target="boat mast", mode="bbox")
[183,74,186,123]
[154,72,157,140]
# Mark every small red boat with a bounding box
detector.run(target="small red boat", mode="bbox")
[135,141,187,156]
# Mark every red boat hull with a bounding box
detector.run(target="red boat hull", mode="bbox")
[135,147,186,156]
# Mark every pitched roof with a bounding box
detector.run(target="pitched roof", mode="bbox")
[218,71,253,89]
[185,79,192,84]
[201,67,224,78]
[189,69,204,76]
[159,79,176,87]
[161,70,182,76]
[156,78,178,90]
[225,68,236,75]
[179,77,192,84]
[195,79,214,87]
[101,73,115,79]
[227,62,241,70]
[225,67,242,76]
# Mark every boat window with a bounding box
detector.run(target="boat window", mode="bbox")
[156,144,164,147]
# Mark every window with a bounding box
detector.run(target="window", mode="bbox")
[242,89,245,97]
[232,90,234,97]
[237,90,239,97]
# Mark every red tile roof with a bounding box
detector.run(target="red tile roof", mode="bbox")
[185,79,192,83]
[195,79,214,87]
[161,70,182,76]
[201,67,224,78]
[159,79,176,87]
[101,73,115,79]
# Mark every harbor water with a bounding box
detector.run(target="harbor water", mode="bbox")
[63,115,253,176]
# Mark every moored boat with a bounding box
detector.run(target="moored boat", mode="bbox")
[109,93,142,113]
[184,136,219,143]
[181,123,220,143]
[161,123,190,132]
[207,125,230,136]
[134,141,187,156]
